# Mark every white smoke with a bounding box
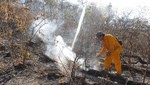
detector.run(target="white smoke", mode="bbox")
[31,18,77,74]
[78,57,100,71]
[31,18,57,43]
[45,35,76,73]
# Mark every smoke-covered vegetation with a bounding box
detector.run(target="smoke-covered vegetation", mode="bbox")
[0,0,150,85]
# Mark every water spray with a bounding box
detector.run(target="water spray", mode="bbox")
[71,5,87,50]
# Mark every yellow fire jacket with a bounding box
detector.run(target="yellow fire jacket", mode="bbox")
[100,34,122,55]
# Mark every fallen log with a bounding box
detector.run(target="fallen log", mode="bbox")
[122,54,147,64]
[81,69,147,85]
[121,55,150,77]
[122,64,150,77]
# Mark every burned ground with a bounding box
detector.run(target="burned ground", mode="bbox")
[0,38,150,85]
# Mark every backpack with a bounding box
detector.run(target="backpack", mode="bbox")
[118,40,122,45]
[116,38,122,45]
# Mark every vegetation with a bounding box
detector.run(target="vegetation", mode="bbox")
[0,0,150,85]
[0,1,32,64]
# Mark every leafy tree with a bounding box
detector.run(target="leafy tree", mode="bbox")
[0,1,32,63]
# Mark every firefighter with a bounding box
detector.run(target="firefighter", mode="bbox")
[96,31,123,74]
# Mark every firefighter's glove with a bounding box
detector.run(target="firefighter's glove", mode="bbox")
[97,54,101,57]
[106,51,111,56]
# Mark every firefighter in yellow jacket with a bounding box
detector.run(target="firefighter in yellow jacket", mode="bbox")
[96,31,123,74]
